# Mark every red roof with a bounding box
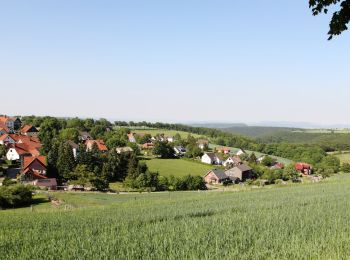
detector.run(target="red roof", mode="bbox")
[86,140,108,151]
[295,163,311,171]
[20,125,38,133]
[0,124,9,133]
[23,156,46,169]
[0,116,12,123]
[0,134,14,142]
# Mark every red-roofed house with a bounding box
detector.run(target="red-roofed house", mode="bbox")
[32,178,57,190]
[20,125,38,136]
[127,133,136,143]
[0,116,15,132]
[0,134,16,145]
[0,125,9,135]
[86,140,108,152]
[6,142,41,161]
[295,163,312,175]
[21,156,47,180]
[217,147,231,154]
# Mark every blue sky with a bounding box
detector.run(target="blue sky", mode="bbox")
[0,1,349,125]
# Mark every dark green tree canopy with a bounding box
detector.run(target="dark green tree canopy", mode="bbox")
[310,0,350,39]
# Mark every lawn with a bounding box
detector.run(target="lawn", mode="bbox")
[334,152,350,164]
[2,175,350,259]
[143,158,214,177]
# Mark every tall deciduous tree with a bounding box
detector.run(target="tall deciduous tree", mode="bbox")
[310,0,350,39]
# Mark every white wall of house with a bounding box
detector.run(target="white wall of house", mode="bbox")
[236,150,245,156]
[201,154,213,164]
[6,148,20,161]
[223,158,234,167]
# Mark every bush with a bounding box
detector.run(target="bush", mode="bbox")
[2,178,17,186]
[0,184,33,209]
[341,163,350,173]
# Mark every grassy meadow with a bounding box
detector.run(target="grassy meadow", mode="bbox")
[334,152,350,164]
[143,158,215,178]
[2,174,350,259]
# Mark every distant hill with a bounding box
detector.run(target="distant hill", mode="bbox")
[189,123,248,128]
[220,126,298,138]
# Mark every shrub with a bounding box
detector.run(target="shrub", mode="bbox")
[0,184,33,209]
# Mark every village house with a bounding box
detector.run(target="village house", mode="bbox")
[225,164,253,182]
[203,169,229,184]
[0,116,15,132]
[78,131,92,142]
[236,148,247,156]
[6,135,42,160]
[67,140,79,158]
[217,146,231,154]
[142,142,154,149]
[127,133,137,143]
[174,146,186,155]
[32,178,57,190]
[223,156,242,167]
[257,155,267,163]
[166,136,175,142]
[20,125,39,136]
[295,163,312,175]
[0,134,16,145]
[0,126,9,136]
[6,145,32,161]
[116,146,134,154]
[21,156,47,181]
[201,152,222,165]
[197,139,209,150]
[86,139,108,152]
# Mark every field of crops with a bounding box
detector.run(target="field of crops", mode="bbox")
[143,158,215,177]
[2,174,350,259]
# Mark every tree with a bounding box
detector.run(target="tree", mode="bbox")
[47,141,59,179]
[38,117,62,154]
[57,142,76,181]
[59,128,79,143]
[261,156,277,167]
[283,164,300,181]
[126,153,140,179]
[70,164,109,191]
[153,141,175,159]
[248,153,257,164]
[0,145,6,158]
[309,0,350,39]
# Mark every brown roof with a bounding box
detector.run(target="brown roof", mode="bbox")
[236,164,252,172]
[21,125,38,133]
[23,156,47,170]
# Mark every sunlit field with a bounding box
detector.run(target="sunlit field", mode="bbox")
[1,174,350,259]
